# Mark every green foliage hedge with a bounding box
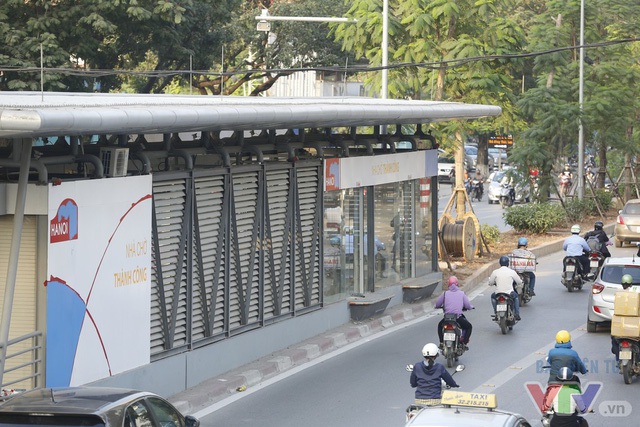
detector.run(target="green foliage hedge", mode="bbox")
[564,191,613,222]
[481,224,501,246]
[503,203,566,233]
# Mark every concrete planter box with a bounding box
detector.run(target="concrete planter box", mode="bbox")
[402,281,439,303]
[348,294,394,321]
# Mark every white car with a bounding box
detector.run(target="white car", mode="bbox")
[486,171,530,205]
[488,148,508,166]
[587,256,640,332]
[404,390,530,427]
[437,149,456,182]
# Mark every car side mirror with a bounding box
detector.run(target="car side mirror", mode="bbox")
[185,415,200,427]
[406,364,414,372]
[455,364,465,372]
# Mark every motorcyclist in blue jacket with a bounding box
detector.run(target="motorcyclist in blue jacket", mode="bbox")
[410,343,459,405]
[547,330,588,384]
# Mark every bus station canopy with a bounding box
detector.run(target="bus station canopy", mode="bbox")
[0,92,501,139]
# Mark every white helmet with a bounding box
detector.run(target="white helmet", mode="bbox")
[571,224,581,234]
[422,343,439,357]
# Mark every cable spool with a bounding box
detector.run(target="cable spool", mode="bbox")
[440,216,477,262]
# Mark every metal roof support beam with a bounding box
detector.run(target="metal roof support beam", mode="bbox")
[0,159,48,184]
[39,154,104,179]
[0,138,32,388]
[242,145,264,164]
[133,150,193,172]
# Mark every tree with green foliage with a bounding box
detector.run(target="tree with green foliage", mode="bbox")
[0,0,226,92]
[0,0,352,96]
[511,0,640,201]
[197,0,355,96]
[333,0,526,178]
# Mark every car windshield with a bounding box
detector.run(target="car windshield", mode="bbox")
[492,172,506,182]
[438,156,454,164]
[601,265,640,284]
[623,203,640,214]
[465,146,477,155]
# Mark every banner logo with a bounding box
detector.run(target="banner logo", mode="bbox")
[524,381,603,413]
[50,198,79,243]
[325,158,340,191]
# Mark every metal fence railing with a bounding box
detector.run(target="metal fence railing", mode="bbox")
[0,331,43,393]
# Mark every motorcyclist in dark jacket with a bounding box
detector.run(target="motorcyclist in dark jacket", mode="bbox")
[583,220,611,258]
[547,330,588,384]
[410,343,459,405]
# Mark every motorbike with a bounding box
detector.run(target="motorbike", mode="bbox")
[561,256,585,292]
[492,292,518,334]
[498,183,515,208]
[615,337,640,384]
[516,273,533,306]
[540,365,589,427]
[440,313,468,368]
[559,174,571,197]
[587,250,605,279]
[469,179,483,202]
[405,364,465,422]
[509,254,536,306]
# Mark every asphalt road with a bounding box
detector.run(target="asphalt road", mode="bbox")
[201,243,639,427]
[438,181,513,232]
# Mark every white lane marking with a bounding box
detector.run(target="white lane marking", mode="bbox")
[192,309,442,418]
[472,325,587,394]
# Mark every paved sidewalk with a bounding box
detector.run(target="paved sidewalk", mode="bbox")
[168,234,570,416]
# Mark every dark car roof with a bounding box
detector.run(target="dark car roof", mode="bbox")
[0,387,149,415]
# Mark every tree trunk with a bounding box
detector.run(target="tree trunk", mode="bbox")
[597,141,607,189]
[477,135,489,177]
[546,15,562,88]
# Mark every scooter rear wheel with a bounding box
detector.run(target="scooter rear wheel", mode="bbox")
[500,317,508,335]
[623,361,634,384]
[446,353,454,368]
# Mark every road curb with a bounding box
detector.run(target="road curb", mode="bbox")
[169,224,613,415]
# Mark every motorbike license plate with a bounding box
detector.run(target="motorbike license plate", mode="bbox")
[620,350,632,360]
[443,333,456,342]
[496,304,507,312]
[566,265,575,272]
[590,260,599,268]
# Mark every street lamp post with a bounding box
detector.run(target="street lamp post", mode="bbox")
[577,0,585,199]
[382,0,388,100]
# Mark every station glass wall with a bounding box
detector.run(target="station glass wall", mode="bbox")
[323,178,435,302]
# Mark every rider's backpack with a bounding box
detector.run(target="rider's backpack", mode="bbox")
[586,235,602,252]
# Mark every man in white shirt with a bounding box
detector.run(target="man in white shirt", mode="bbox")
[563,224,591,278]
[488,256,523,320]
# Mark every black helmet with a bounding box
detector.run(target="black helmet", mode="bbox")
[499,256,510,267]
[594,221,603,231]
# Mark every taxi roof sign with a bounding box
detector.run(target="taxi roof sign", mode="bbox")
[441,390,498,409]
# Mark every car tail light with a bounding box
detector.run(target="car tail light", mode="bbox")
[617,215,624,225]
[593,306,602,313]
[621,340,630,348]
[592,283,605,294]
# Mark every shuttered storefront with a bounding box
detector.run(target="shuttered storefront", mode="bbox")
[0,215,37,388]
[150,161,322,358]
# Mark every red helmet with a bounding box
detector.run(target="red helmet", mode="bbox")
[448,276,459,286]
